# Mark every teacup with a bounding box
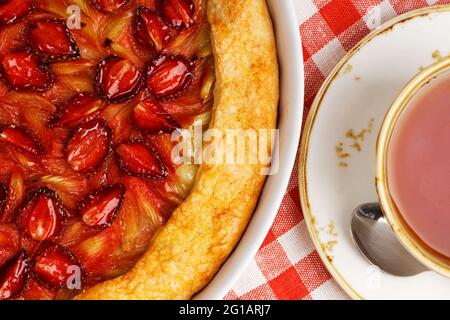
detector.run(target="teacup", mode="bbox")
[377,57,450,277]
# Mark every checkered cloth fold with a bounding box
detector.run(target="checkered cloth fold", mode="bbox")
[226,0,450,300]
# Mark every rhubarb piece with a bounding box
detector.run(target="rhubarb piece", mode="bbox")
[1,168,25,224]
[90,0,127,13]
[20,278,55,300]
[133,98,179,133]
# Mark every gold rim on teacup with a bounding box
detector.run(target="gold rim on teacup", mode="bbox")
[377,57,450,277]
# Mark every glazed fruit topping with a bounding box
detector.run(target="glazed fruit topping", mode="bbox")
[0,224,20,268]
[0,251,29,300]
[0,125,41,155]
[90,0,128,13]
[79,184,125,229]
[20,278,55,300]
[133,98,179,133]
[18,188,64,241]
[96,56,143,102]
[0,0,214,299]
[30,19,80,60]
[0,0,32,26]
[33,246,79,288]
[162,0,194,28]
[135,6,171,52]
[116,141,168,179]
[53,93,104,128]
[1,52,54,91]
[66,120,111,172]
[146,55,193,97]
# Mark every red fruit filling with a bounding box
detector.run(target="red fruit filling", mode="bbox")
[18,188,64,241]
[30,19,80,60]
[66,120,111,172]
[162,0,195,28]
[96,56,143,102]
[0,0,214,300]
[90,0,128,13]
[146,55,193,97]
[1,52,54,91]
[135,6,171,52]
[0,0,32,26]
[133,98,180,133]
[116,141,168,179]
[0,224,20,268]
[33,246,80,289]
[0,251,29,299]
[53,93,104,128]
[0,125,41,155]
[79,184,124,229]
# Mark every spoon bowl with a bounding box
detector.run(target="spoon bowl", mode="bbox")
[351,203,427,277]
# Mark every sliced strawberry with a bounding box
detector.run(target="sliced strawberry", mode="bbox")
[96,56,143,102]
[1,168,25,224]
[0,0,32,26]
[135,6,171,52]
[33,246,80,289]
[116,140,168,179]
[158,58,213,124]
[53,93,104,128]
[133,98,179,133]
[90,0,128,13]
[0,224,20,268]
[66,120,111,172]
[162,0,194,28]
[146,55,193,97]
[18,187,64,241]
[79,184,125,229]
[20,278,55,300]
[0,125,41,155]
[30,19,79,60]
[1,52,54,91]
[0,251,29,300]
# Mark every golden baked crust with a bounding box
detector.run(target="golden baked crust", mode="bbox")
[76,0,279,300]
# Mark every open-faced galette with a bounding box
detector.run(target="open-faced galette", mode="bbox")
[0,0,278,300]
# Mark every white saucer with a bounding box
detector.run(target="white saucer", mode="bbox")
[300,5,450,300]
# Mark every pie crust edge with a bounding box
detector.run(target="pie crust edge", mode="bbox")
[76,0,279,300]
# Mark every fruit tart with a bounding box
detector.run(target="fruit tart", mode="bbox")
[0,0,278,300]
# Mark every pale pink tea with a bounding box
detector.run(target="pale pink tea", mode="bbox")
[388,71,450,258]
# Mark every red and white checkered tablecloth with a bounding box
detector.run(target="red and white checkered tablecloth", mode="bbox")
[226,0,450,300]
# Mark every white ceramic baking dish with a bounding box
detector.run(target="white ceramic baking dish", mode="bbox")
[196,0,304,299]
